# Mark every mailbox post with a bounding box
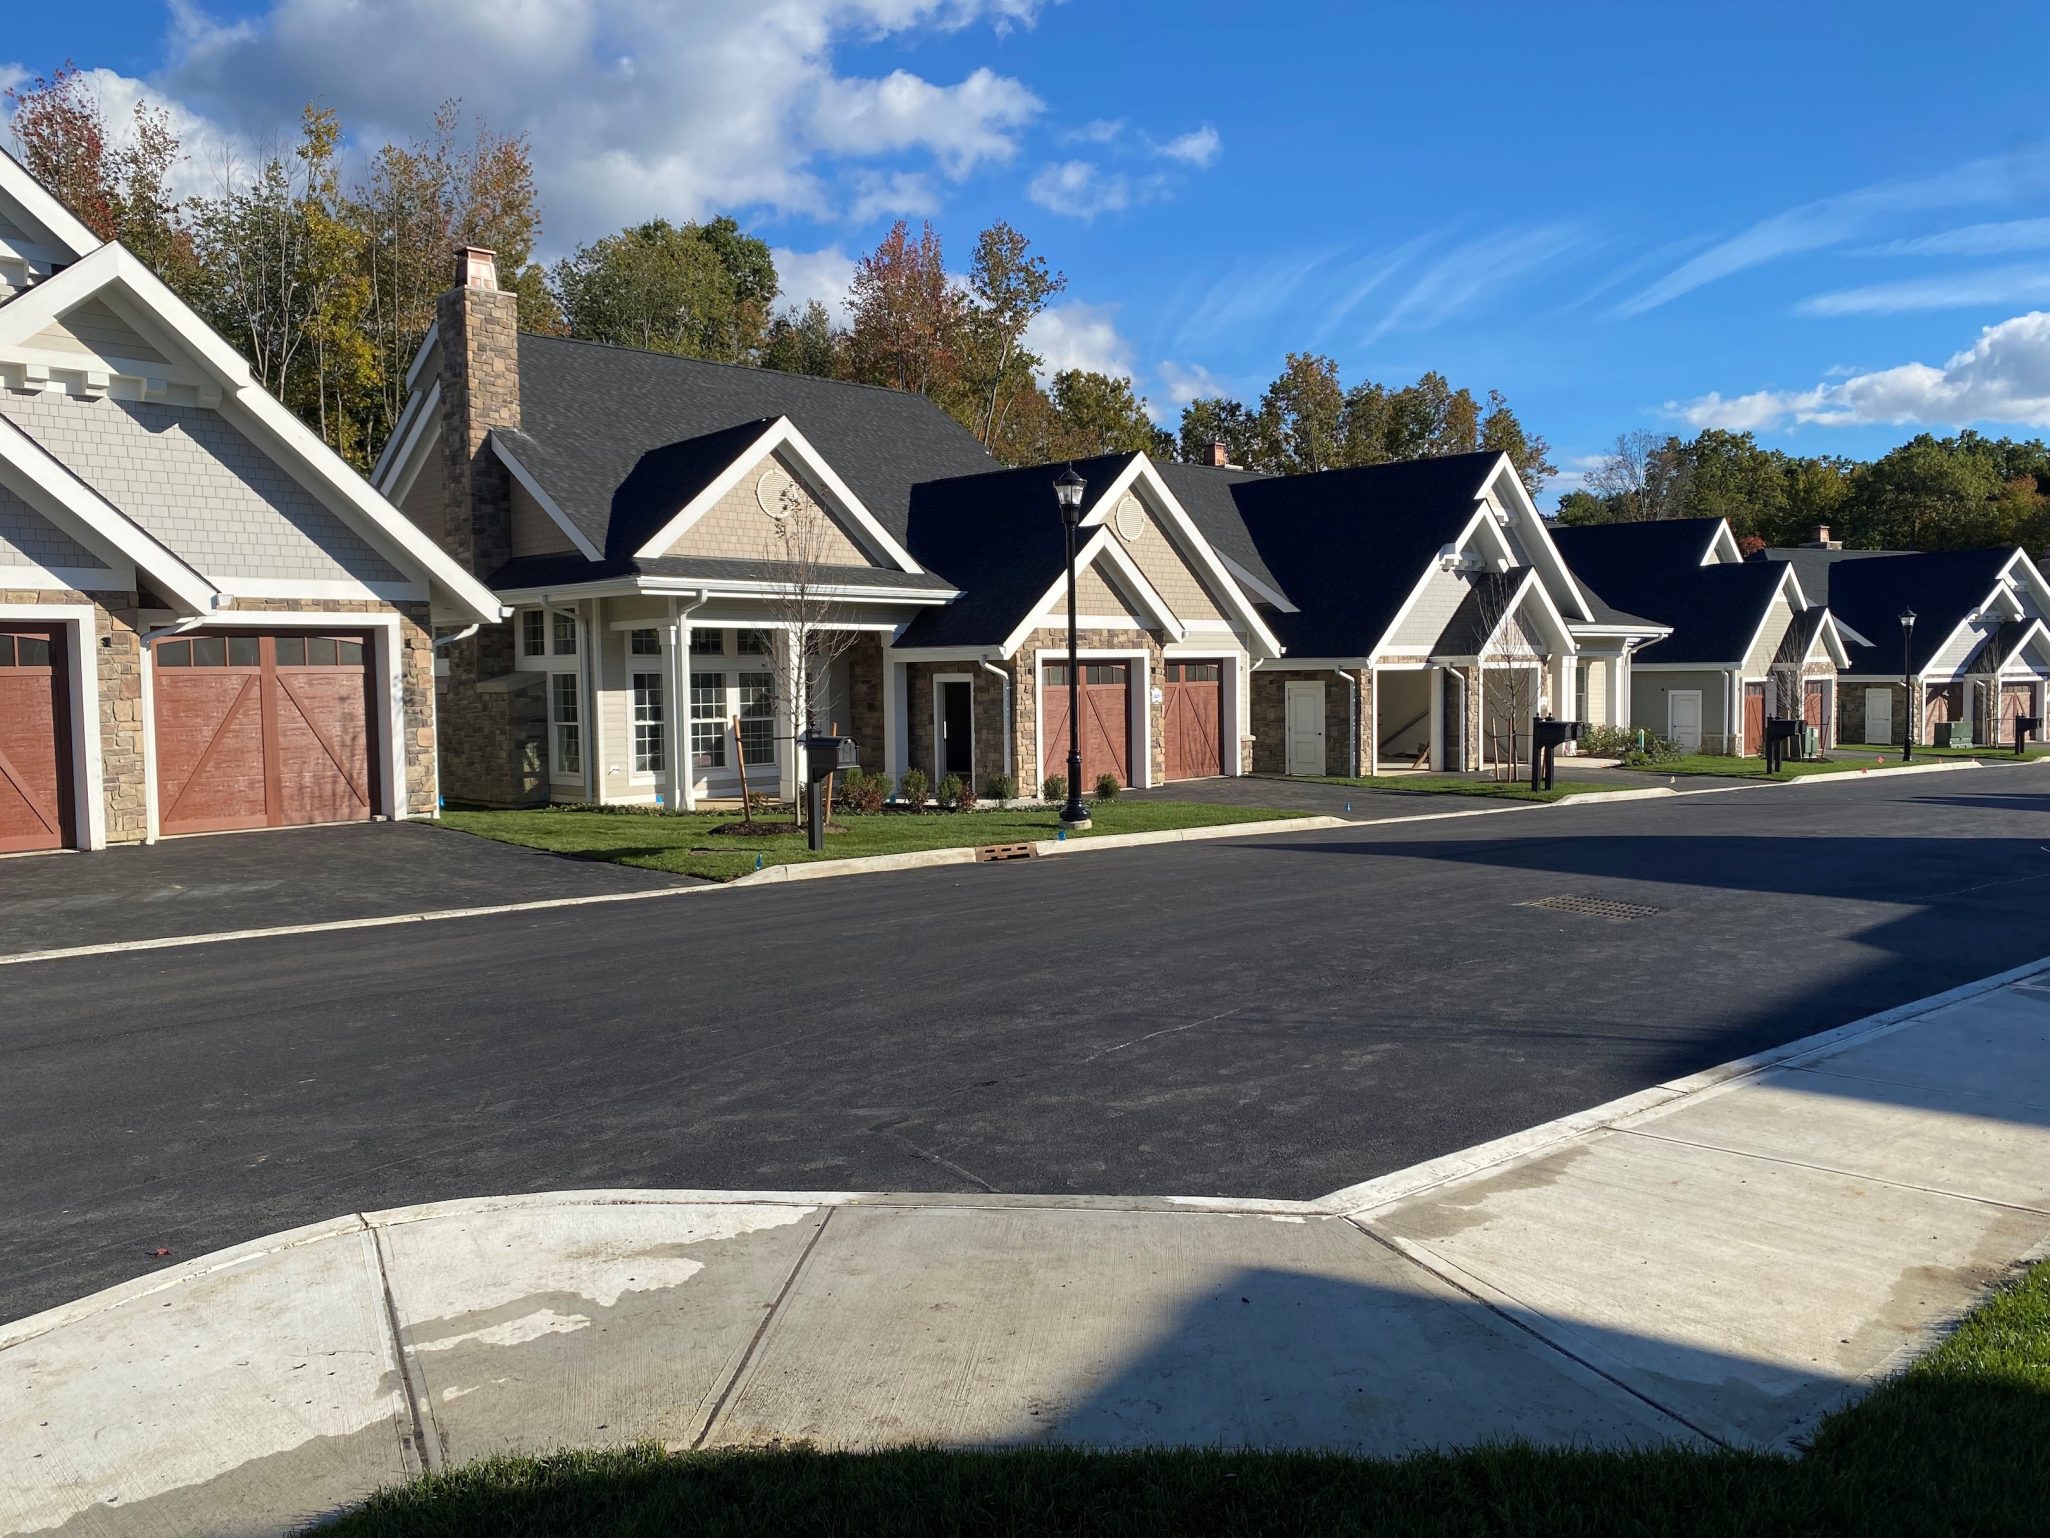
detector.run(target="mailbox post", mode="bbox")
[800,732,859,852]
[1529,716,1585,792]
[1762,716,1805,774]
[2017,714,2042,757]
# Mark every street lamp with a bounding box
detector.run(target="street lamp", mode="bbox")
[1899,609,1917,762]
[1053,465,1091,831]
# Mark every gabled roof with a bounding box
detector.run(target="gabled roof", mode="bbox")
[1756,544,1902,609]
[1150,460,1287,603]
[0,243,501,624]
[0,145,99,263]
[501,334,996,558]
[1554,519,1803,667]
[893,453,1141,649]
[1967,617,2050,675]
[1432,570,1529,658]
[489,550,956,598]
[1215,450,1513,657]
[1796,547,2017,674]
[1545,518,1734,597]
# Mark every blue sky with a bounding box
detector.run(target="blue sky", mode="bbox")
[10,1,2050,500]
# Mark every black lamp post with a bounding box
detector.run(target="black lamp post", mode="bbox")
[1053,465,1091,831]
[1899,609,1916,762]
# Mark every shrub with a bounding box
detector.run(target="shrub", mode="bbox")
[1621,735,1683,767]
[1574,725,1682,767]
[897,768,929,810]
[983,772,1017,804]
[838,768,885,816]
[936,773,966,810]
[1095,772,1122,801]
[1041,774,1066,805]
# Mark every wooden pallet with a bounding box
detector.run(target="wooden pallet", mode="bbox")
[977,842,1037,862]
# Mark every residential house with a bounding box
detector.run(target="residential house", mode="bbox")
[378,251,1282,807]
[1551,518,1848,754]
[0,151,500,854]
[1161,452,1670,774]
[1763,530,2050,749]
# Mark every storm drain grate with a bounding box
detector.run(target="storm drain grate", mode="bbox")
[1520,894,1667,922]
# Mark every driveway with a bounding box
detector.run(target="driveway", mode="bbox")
[6,771,2050,1323]
[0,820,692,957]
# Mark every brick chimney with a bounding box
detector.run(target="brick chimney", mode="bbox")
[1203,439,1229,468]
[1803,523,1843,550]
[435,246,520,580]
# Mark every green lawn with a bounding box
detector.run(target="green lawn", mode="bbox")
[1835,740,2050,762]
[439,800,1297,882]
[1618,743,2050,782]
[1256,773,1611,803]
[312,1258,2050,1537]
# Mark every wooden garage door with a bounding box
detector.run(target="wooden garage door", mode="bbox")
[153,631,376,836]
[1041,662,1130,789]
[1162,660,1224,780]
[1803,681,1829,748]
[1743,682,1766,756]
[2001,683,2036,743]
[0,624,72,854]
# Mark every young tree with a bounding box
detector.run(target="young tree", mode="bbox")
[760,299,842,378]
[752,483,864,830]
[844,220,960,396]
[1584,431,1689,522]
[1257,352,1345,473]
[1470,577,1548,780]
[961,219,1064,447]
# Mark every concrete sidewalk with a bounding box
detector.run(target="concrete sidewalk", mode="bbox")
[7,964,2049,1538]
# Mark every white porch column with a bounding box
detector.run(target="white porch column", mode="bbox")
[583,598,602,803]
[1609,648,1628,729]
[666,597,688,811]
[1428,667,1444,771]
[883,655,906,781]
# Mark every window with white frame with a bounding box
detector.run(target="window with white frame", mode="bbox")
[737,671,776,764]
[550,671,582,776]
[521,609,546,657]
[630,628,662,657]
[690,627,723,655]
[691,674,727,768]
[632,671,665,774]
[552,610,578,656]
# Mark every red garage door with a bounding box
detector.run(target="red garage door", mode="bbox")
[1042,661,1130,790]
[153,631,377,836]
[1162,660,1224,780]
[1743,682,1766,756]
[2002,684,2037,744]
[0,624,72,853]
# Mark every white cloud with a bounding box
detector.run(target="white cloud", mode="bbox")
[1156,359,1222,406]
[1858,218,2050,258]
[1024,300,1134,379]
[1670,311,2050,432]
[843,169,939,223]
[769,245,857,319]
[1061,117,1124,145]
[1613,151,2050,318]
[1795,264,2050,317]
[1544,453,1610,498]
[150,0,1047,242]
[1027,159,1132,220]
[1365,222,1584,342]
[1153,124,1220,168]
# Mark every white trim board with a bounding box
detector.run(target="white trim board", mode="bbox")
[492,435,601,561]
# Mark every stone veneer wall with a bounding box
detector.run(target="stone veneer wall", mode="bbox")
[904,659,1012,794]
[434,269,543,807]
[1005,627,1167,791]
[841,633,887,777]
[1248,668,1365,776]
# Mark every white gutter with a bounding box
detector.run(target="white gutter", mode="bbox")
[135,615,205,647]
[979,656,1013,786]
[431,623,480,650]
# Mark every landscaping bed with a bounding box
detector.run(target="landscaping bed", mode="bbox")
[311,1258,2050,1536]
[438,801,1300,882]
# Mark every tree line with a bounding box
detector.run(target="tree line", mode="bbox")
[1561,428,2050,554]
[8,64,1554,492]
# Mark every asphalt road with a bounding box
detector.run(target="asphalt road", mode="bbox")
[6,770,2050,1323]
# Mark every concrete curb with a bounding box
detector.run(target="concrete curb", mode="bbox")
[1314,950,2050,1217]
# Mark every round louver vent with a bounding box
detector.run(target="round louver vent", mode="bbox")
[1114,494,1145,542]
[757,466,797,519]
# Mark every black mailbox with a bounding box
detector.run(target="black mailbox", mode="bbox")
[802,733,859,783]
[1529,717,1585,791]
[2016,715,2041,756]
[1763,716,1805,773]
[800,734,858,852]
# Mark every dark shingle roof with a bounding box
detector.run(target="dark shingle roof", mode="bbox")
[1774,606,1828,665]
[1431,571,1529,657]
[893,454,1141,648]
[1151,460,1283,596]
[1553,522,1794,665]
[489,551,956,594]
[1757,545,1902,608]
[510,334,996,559]
[1792,547,2016,673]
[1213,452,1505,657]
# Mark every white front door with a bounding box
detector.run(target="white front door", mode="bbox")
[1667,690,1703,752]
[1285,681,1326,775]
[1864,687,1892,746]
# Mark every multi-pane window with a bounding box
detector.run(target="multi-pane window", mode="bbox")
[737,672,776,764]
[632,672,665,774]
[521,610,546,657]
[630,628,662,657]
[691,675,728,768]
[551,610,578,656]
[0,633,52,667]
[550,671,582,776]
[738,628,771,656]
[690,628,723,655]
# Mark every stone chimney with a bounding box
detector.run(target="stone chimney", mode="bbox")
[1803,523,1843,550]
[435,246,520,580]
[1203,439,1229,468]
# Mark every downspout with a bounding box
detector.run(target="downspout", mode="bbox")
[1331,668,1359,777]
[431,623,480,650]
[135,614,206,647]
[978,655,1013,792]
[673,590,708,811]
